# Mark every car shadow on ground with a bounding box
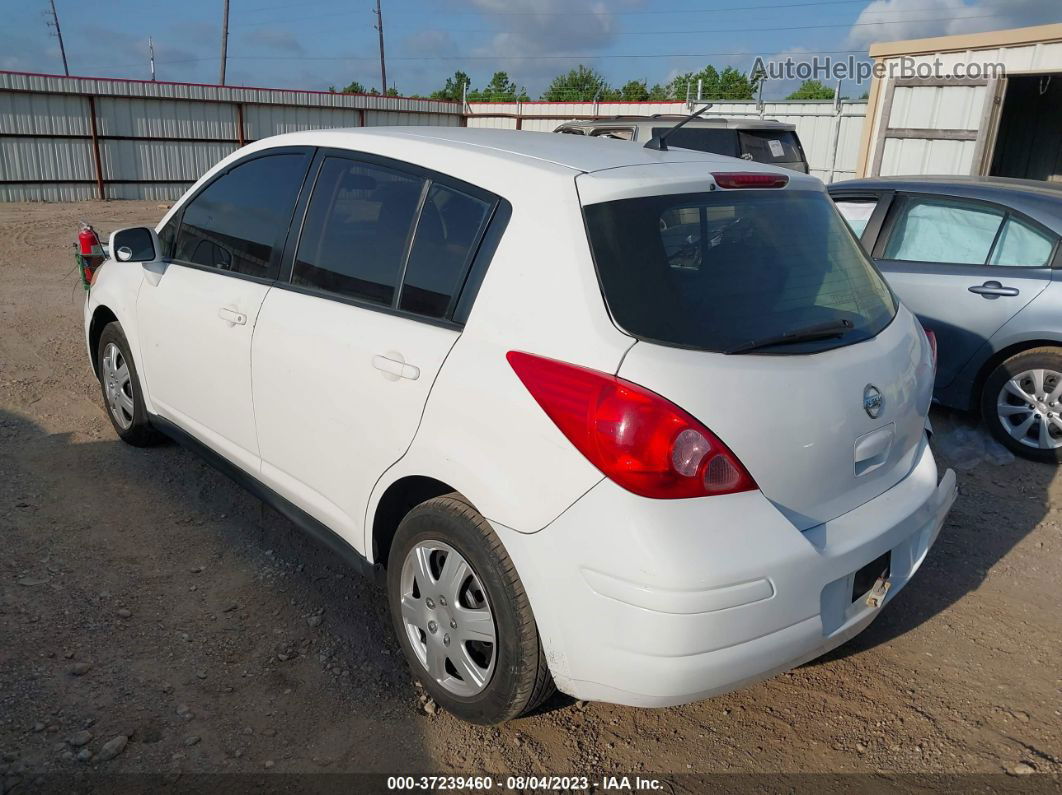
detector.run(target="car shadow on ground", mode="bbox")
[814,406,1055,664]
[1,408,444,775]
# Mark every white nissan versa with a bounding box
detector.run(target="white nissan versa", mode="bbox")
[85,127,956,724]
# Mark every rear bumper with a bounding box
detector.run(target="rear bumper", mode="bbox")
[493,439,956,707]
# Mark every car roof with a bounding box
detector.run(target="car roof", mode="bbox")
[559,116,796,131]
[257,126,788,175]
[829,175,1062,231]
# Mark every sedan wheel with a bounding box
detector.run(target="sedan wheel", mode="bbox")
[399,540,497,697]
[982,348,1062,463]
[995,368,1062,451]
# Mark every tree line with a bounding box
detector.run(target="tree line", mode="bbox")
[332,65,846,102]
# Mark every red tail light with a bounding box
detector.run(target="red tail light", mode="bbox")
[712,172,789,189]
[922,327,937,369]
[507,351,756,499]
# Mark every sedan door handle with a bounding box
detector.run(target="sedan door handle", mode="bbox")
[968,281,1019,298]
[217,307,248,325]
[372,355,420,381]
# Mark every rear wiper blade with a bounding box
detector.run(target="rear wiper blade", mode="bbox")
[725,319,853,355]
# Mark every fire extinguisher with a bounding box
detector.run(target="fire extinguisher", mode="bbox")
[77,222,103,289]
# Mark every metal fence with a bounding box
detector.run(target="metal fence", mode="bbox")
[465,99,868,183]
[0,71,462,202]
[0,71,869,201]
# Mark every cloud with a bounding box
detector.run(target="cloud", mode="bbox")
[845,0,1060,50]
[451,0,625,93]
[242,29,305,55]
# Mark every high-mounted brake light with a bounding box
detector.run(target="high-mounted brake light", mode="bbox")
[507,351,757,499]
[712,172,789,189]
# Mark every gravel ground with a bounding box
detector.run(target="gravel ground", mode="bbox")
[1,200,1060,790]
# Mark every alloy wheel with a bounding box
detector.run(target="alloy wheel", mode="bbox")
[399,540,497,697]
[996,368,1062,450]
[101,342,135,431]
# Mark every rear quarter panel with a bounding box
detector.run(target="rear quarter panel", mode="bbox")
[942,272,1062,411]
[364,170,634,551]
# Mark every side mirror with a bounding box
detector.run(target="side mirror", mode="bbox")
[108,227,160,263]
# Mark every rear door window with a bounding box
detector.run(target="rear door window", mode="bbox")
[882,197,1004,265]
[988,216,1056,267]
[175,153,308,279]
[292,157,425,306]
[583,189,896,354]
[834,199,878,238]
[399,184,493,318]
[650,127,738,157]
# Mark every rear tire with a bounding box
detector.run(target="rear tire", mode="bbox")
[96,322,162,447]
[387,494,555,724]
[981,347,1062,463]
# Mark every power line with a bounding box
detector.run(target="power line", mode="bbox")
[230,6,1005,33]
[239,0,879,17]
[144,48,871,64]
[382,13,1003,37]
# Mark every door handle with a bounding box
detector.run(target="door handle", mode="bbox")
[217,307,247,325]
[372,355,420,381]
[968,281,1019,298]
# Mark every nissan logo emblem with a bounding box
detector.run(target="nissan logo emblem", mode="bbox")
[864,384,884,419]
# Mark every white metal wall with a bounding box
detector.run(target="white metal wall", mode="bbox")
[465,99,868,182]
[862,26,1062,177]
[0,71,463,201]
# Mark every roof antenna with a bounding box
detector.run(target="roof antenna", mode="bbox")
[644,102,713,152]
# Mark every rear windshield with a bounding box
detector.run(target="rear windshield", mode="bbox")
[738,130,803,164]
[583,189,897,354]
[651,127,738,158]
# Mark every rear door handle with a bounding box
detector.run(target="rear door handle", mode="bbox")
[372,354,420,381]
[217,307,247,325]
[968,281,1019,298]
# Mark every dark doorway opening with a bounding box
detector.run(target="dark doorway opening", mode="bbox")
[990,73,1062,183]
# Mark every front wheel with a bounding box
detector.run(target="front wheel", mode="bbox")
[981,347,1062,463]
[96,322,162,447]
[387,495,554,724]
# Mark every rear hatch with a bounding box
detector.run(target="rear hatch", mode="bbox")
[579,169,934,529]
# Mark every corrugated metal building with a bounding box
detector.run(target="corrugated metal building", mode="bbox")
[858,23,1062,181]
[0,71,462,201]
[1,70,873,201]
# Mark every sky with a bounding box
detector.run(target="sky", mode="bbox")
[1,0,1058,100]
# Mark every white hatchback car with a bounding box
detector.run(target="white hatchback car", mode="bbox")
[86,127,956,724]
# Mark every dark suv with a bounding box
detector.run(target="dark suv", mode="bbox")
[555,115,810,174]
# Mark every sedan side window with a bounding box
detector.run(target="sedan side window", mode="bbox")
[175,153,307,279]
[883,198,1003,265]
[292,157,425,306]
[399,184,493,318]
[989,216,1055,267]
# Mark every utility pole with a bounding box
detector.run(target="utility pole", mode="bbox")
[219,0,230,85]
[373,0,387,94]
[47,0,70,77]
[149,36,156,81]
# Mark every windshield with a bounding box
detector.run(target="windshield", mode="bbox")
[583,189,897,354]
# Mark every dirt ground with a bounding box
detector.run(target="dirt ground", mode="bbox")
[1,200,1060,790]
